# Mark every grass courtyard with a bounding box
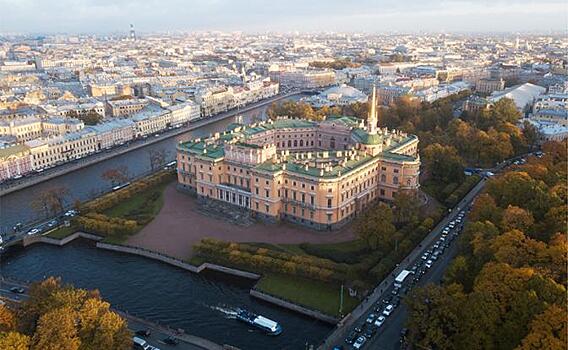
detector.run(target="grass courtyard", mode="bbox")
[47,176,172,243]
[255,273,359,317]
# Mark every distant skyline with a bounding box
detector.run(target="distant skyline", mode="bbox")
[0,0,566,34]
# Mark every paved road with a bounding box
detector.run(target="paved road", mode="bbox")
[323,177,487,350]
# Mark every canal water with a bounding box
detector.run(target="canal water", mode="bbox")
[0,95,303,232]
[1,239,332,349]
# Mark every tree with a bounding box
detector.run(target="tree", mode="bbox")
[486,172,554,219]
[101,166,129,186]
[405,284,464,350]
[469,193,502,225]
[444,255,469,284]
[78,298,131,350]
[355,203,396,251]
[522,121,540,149]
[147,149,168,171]
[491,98,522,126]
[392,190,418,226]
[490,230,545,268]
[501,205,535,233]
[31,307,80,350]
[422,143,465,184]
[0,332,30,350]
[516,304,567,350]
[0,305,16,332]
[79,110,103,125]
[30,186,70,217]
[541,205,568,241]
[17,277,131,350]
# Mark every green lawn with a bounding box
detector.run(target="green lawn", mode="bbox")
[256,273,359,317]
[104,181,170,221]
[46,225,77,239]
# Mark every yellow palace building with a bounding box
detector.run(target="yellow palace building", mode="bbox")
[177,88,420,230]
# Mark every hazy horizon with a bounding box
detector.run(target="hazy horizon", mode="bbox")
[0,0,566,34]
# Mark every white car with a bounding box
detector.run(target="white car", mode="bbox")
[353,336,367,349]
[382,304,394,316]
[27,228,40,235]
[374,315,386,327]
[64,210,78,217]
[425,260,433,268]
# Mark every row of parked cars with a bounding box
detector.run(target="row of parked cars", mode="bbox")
[20,210,78,237]
[342,208,468,349]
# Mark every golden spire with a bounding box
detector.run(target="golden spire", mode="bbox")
[368,85,377,134]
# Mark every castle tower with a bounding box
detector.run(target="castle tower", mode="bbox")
[367,85,378,134]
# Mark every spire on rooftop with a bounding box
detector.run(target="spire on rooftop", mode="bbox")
[367,85,378,135]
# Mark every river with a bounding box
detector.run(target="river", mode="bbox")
[1,239,332,349]
[0,94,304,233]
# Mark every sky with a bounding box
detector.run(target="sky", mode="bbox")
[0,0,566,34]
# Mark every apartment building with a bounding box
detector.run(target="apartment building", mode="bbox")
[0,117,43,142]
[269,69,336,89]
[167,100,201,126]
[0,144,32,181]
[475,78,505,94]
[27,129,98,170]
[107,99,149,117]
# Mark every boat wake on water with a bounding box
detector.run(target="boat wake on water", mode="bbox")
[208,304,238,319]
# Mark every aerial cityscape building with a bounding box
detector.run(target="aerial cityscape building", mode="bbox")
[177,88,420,229]
[0,5,566,349]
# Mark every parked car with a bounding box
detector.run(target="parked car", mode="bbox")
[382,304,394,316]
[135,329,151,337]
[425,260,433,269]
[27,228,40,235]
[353,336,367,349]
[10,287,25,294]
[374,315,386,327]
[162,336,179,346]
[132,336,160,350]
[392,297,400,308]
[365,313,376,324]
[364,326,376,339]
[345,330,358,344]
[64,210,78,217]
